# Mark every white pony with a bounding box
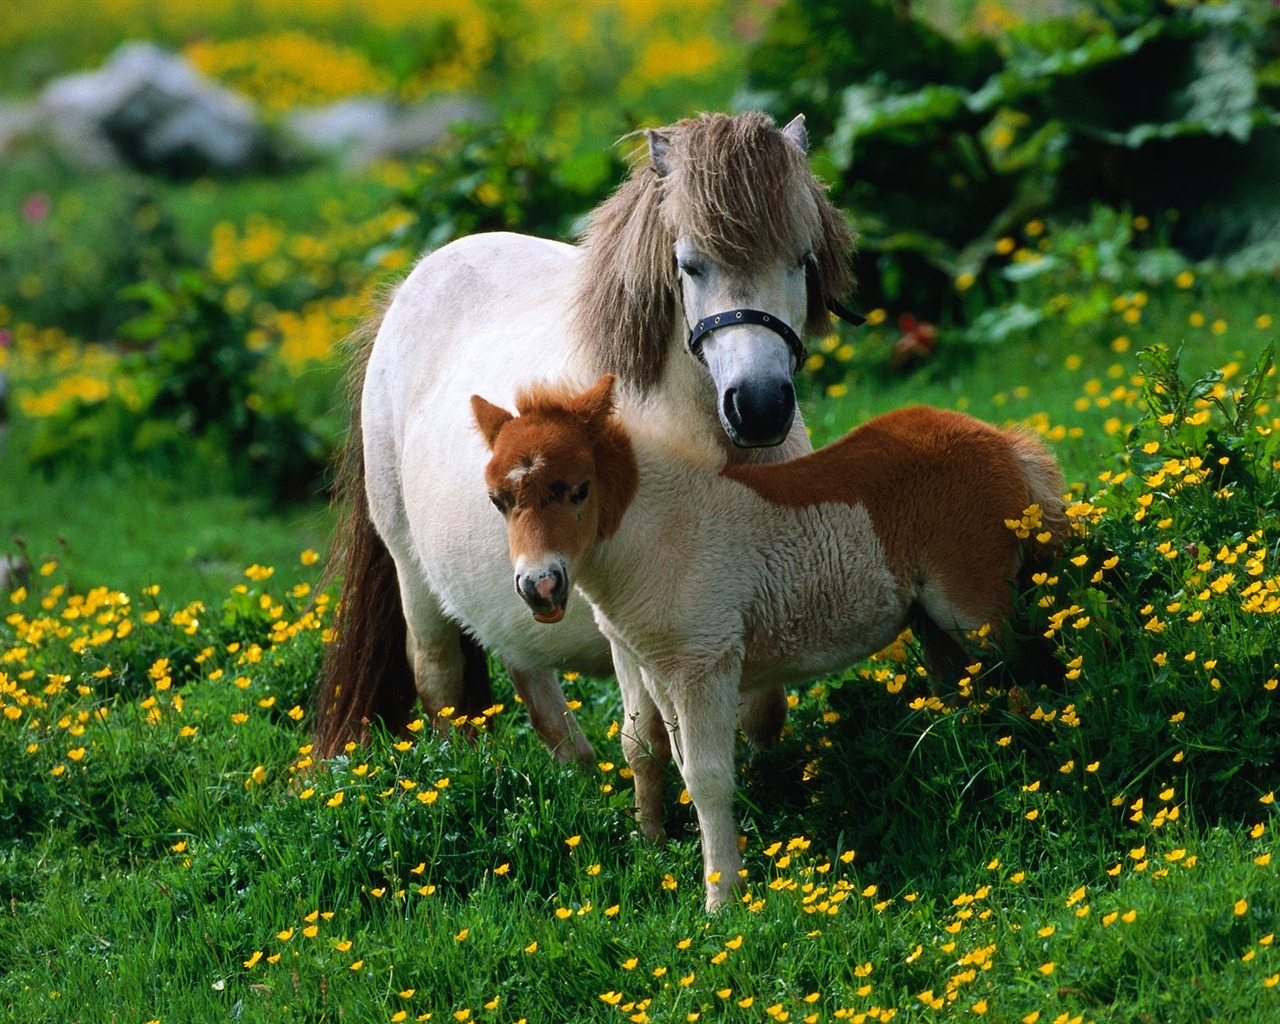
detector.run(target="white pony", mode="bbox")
[313,112,857,761]
[473,376,1067,910]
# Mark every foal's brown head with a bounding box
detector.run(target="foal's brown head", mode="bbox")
[473,376,637,624]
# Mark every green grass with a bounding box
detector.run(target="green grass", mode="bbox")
[0,440,332,604]
[2,272,1279,1023]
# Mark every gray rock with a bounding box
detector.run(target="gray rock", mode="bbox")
[284,95,488,168]
[36,42,263,175]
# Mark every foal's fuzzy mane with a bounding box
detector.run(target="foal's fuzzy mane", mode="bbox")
[510,381,639,542]
[573,111,855,393]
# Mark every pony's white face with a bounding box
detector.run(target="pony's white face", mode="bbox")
[674,236,810,448]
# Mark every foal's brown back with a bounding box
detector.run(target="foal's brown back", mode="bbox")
[725,405,1066,625]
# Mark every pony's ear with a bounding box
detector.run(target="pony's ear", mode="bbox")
[646,129,672,175]
[781,114,808,155]
[471,394,514,450]
[573,374,617,434]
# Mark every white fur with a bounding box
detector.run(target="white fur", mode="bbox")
[566,443,905,909]
[361,232,811,763]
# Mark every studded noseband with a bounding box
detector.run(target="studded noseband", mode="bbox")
[686,300,867,368]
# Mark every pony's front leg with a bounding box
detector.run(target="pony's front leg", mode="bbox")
[613,644,670,843]
[659,659,744,912]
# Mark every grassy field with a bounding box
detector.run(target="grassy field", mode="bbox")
[2,270,1278,1023]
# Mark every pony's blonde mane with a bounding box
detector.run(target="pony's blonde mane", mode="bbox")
[574,111,855,393]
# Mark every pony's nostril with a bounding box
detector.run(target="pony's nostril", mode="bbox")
[722,387,739,425]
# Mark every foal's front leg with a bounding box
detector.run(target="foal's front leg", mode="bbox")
[657,658,744,912]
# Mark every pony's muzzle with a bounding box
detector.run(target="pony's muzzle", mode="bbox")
[721,378,796,448]
[699,328,798,448]
[515,561,569,624]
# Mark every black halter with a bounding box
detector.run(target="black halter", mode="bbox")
[686,299,867,368]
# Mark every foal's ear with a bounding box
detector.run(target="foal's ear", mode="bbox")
[573,374,617,434]
[471,394,514,450]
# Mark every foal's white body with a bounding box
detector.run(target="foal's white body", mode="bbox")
[591,435,907,689]
[581,435,915,909]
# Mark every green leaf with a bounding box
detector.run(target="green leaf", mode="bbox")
[969,21,1164,113]
[961,302,1046,344]
[830,83,969,168]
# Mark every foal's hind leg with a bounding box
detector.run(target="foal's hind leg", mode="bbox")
[508,667,595,765]
[912,610,974,701]
[739,684,787,748]
[915,573,1013,700]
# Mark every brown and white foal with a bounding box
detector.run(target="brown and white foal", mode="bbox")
[473,375,1066,910]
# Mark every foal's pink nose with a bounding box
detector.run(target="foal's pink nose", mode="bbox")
[515,560,569,624]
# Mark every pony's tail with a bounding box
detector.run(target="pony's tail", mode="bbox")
[312,303,417,760]
[1009,430,1069,568]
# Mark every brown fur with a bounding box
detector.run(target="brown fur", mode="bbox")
[475,377,639,557]
[725,406,1067,626]
[313,294,492,758]
[573,112,855,391]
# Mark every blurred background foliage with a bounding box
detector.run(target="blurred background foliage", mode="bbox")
[1,0,1278,507]
[746,0,1280,312]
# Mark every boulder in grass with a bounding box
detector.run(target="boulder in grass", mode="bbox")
[284,95,489,168]
[38,42,264,176]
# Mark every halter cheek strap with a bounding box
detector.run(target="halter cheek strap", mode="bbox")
[687,308,807,368]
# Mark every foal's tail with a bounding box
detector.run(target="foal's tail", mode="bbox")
[1009,429,1069,566]
[312,304,417,759]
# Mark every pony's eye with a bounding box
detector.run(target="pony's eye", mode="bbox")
[489,493,509,514]
[677,260,703,279]
[571,481,591,504]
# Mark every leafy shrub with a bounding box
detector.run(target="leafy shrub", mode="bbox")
[388,116,624,253]
[0,174,188,343]
[24,265,340,501]
[756,344,1280,889]
[746,0,1280,311]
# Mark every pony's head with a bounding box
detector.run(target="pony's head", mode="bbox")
[472,376,637,625]
[576,111,855,449]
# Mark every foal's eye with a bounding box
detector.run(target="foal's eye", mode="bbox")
[571,480,591,504]
[677,260,703,279]
[489,493,508,514]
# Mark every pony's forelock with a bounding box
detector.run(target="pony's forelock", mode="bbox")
[574,112,855,393]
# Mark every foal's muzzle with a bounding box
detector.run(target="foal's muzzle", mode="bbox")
[515,561,569,624]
